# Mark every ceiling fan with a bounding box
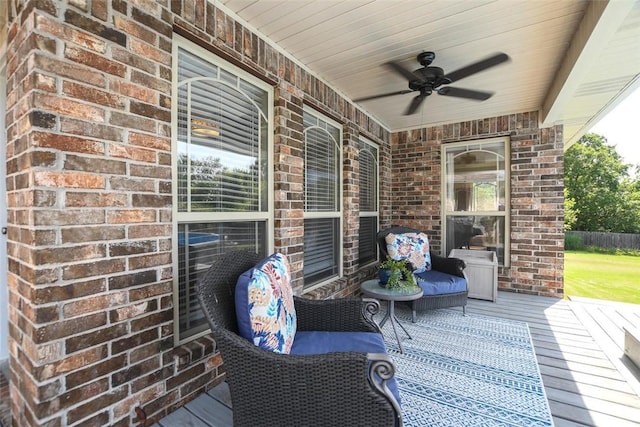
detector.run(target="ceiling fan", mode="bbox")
[353,51,510,115]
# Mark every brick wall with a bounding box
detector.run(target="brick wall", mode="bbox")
[391,112,565,297]
[5,1,389,426]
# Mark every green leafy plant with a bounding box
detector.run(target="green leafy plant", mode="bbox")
[379,257,417,289]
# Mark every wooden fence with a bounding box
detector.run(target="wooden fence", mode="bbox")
[566,231,640,250]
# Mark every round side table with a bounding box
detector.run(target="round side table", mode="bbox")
[360,279,423,354]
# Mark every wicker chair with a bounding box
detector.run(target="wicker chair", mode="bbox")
[377,226,468,321]
[196,250,402,427]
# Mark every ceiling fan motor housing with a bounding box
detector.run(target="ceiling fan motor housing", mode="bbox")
[417,51,436,66]
[410,66,452,90]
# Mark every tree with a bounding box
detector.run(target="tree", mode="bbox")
[177,153,260,212]
[564,133,640,233]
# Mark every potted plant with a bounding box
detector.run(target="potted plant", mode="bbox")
[378,257,417,289]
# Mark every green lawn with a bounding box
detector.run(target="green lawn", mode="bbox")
[564,251,640,304]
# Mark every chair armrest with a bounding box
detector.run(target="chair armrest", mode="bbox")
[431,253,466,277]
[221,340,401,427]
[295,296,381,332]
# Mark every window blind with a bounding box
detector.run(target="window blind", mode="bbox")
[177,222,267,340]
[174,43,271,342]
[304,127,338,212]
[303,110,341,288]
[303,218,339,284]
[358,139,378,265]
[358,216,378,265]
[358,141,378,212]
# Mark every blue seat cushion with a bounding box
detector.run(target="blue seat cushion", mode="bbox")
[291,331,401,405]
[415,269,467,296]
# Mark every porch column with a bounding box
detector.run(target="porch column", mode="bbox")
[5,2,174,425]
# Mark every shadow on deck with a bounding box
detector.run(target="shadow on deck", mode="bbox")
[155,291,640,427]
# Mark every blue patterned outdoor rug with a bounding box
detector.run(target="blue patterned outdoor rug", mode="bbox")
[378,308,554,427]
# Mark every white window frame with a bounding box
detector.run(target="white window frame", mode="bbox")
[358,137,379,266]
[441,137,510,267]
[302,106,343,292]
[171,36,274,345]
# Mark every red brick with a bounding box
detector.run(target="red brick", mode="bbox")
[36,14,107,53]
[63,291,127,318]
[113,15,157,45]
[128,224,171,239]
[128,131,170,150]
[34,171,105,189]
[110,299,158,323]
[39,346,107,381]
[108,270,157,290]
[61,225,126,243]
[112,329,159,355]
[108,143,157,162]
[62,258,126,280]
[111,45,157,74]
[129,253,171,270]
[130,38,171,65]
[109,111,156,133]
[64,9,126,47]
[62,81,125,108]
[36,244,106,265]
[33,93,106,122]
[109,79,157,103]
[66,192,128,208]
[91,0,108,21]
[33,209,105,226]
[60,117,124,141]
[33,279,106,304]
[128,281,172,302]
[34,312,107,344]
[107,210,156,224]
[66,386,128,425]
[64,45,126,77]
[131,6,172,38]
[130,69,171,93]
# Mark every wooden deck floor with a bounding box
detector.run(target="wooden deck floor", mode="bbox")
[154,292,640,427]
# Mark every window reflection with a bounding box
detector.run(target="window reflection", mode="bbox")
[443,139,509,266]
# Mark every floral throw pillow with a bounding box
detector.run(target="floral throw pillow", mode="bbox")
[235,253,297,353]
[385,232,432,273]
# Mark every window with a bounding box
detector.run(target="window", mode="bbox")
[303,108,342,289]
[442,138,509,266]
[358,138,379,265]
[173,38,272,343]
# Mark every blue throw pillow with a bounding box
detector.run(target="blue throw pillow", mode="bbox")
[235,253,297,353]
[385,232,432,273]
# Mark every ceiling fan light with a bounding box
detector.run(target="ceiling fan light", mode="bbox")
[191,118,220,137]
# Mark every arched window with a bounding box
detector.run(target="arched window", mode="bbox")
[173,38,273,342]
[358,138,379,266]
[303,108,342,289]
[442,138,509,266]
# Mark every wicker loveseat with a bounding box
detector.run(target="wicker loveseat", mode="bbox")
[377,226,468,321]
[196,250,402,427]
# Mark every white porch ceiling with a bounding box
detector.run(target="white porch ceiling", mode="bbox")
[217,0,640,148]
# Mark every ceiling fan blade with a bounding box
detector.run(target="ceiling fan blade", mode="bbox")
[405,94,425,115]
[384,60,421,82]
[438,86,493,101]
[353,89,413,102]
[444,53,509,83]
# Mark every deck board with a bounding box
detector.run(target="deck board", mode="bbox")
[185,395,233,426]
[156,291,640,427]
